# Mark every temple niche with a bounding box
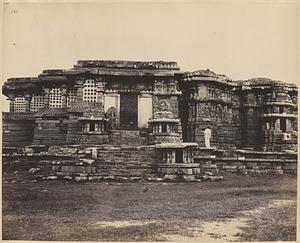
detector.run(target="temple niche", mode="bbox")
[148,99,182,144]
[1,60,298,180]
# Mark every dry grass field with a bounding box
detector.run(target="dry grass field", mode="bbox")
[2,171,297,241]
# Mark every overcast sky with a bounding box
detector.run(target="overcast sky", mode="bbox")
[1,1,299,110]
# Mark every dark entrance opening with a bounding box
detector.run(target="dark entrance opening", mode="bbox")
[280,118,286,132]
[162,124,167,133]
[90,121,95,131]
[175,149,183,163]
[120,93,138,129]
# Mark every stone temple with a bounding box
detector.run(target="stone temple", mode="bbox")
[2,60,298,181]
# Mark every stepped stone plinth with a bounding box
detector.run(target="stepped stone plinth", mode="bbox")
[155,142,199,181]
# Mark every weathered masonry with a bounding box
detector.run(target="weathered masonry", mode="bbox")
[2,60,298,180]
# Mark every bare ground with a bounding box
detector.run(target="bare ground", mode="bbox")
[2,171,297,241]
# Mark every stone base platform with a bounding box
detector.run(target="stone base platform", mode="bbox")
[158,163,200,176]
[213,149,297,174]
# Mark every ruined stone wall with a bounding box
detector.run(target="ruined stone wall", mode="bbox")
[79,133,109,145]
[2,112,36,147]
[95,146,158,176]
[33,118,68,146]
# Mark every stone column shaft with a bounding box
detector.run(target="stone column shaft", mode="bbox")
[43,88,50,108]
[8,98,15,112]
[61,88,68,108]
[24,94,32,112]
[75,80,84,103]
[171,151,176,163]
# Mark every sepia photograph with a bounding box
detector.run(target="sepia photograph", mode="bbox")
[1,0,298,242]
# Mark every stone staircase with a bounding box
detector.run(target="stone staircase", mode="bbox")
[108,129,149,146]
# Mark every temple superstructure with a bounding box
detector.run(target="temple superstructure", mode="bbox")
[2,60,298,180]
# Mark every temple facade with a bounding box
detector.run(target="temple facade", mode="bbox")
[2,60,298,180]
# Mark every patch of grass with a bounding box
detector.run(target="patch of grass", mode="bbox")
[2,172,297,241]
[238,202,297,241]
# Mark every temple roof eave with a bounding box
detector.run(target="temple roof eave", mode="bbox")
[2,77,41,96]
[74,60,180,70]
[2,67,184,95]
[71,67,184,77]
[184,76,237,87]
[235,78,298,89]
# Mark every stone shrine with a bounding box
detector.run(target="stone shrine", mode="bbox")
[2,60,298,180]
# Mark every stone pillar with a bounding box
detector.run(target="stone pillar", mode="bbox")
[158,124,162,133]
[183,150,187,163]
[7,94,15,112]
[162,150,166,163]
[75,80,84,103]
[24,93,32,112]
[166,151,171,163]
[61,87,68,108]
[138,93,153,128]
[171,150,176,163]
[190,151,194,163]
[96,79,106,105]
[286,119,292,132]
[275,118,280,131]
[43,88,50,108]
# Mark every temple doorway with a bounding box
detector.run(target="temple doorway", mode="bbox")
[120,93,138,129]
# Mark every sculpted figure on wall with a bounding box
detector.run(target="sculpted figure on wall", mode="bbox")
[273,106,280,113]
[158,99,171,112]
[224,106,231,121]
[106,106,118,129]
[217,104,223,123]
[214,89,221,100]
[246,94,256,106]
[232,111,239,124]
[204,104,210,116]
[203,127,212,148]
[168,80,178,93]
[154,80,164,92]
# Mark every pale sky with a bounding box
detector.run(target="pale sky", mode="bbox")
[1,1,299,110]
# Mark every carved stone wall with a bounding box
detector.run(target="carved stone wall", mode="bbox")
[181,80,241,152]
[186,101,240,151]
[2,112,36,147]
[153,96,179,118]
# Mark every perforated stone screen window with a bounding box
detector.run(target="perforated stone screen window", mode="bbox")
[30,95,44,112]
[49,88,62,108]
[14,96,26,112]
[67,89,77,107]
[83,79,97,102]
